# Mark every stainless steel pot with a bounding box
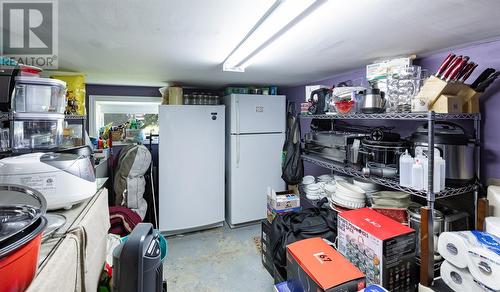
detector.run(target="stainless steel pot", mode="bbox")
[407,205,444,258]
[361,88,386,113]
[411,122,475,185]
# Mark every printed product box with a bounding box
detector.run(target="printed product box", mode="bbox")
[267,189,300,211]
[286,237,366,292]
[338,208,417,291]
[267,188,301,223]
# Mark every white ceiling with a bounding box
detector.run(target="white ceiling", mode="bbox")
[52,0,500,86]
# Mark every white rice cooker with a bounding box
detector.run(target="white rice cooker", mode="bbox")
[0,152,96,210]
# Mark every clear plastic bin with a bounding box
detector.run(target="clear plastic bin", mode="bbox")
[12,76,66,113]
[11,113,64,151]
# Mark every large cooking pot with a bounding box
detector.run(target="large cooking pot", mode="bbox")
[0,185,47,292]
[407,205,444,259]
[411,122,475,185]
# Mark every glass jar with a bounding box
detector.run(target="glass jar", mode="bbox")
[386,65,422,113]
[183,93,189,105]
[202,94,209,105]
[191,93,200,105]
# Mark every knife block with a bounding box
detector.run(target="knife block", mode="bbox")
[417,76,481,112]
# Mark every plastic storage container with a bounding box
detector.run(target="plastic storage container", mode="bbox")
[12,77,66,113]
[11,113,64,151]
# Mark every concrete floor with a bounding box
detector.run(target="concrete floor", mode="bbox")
[164,223,274,292]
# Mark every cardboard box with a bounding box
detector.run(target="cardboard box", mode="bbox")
[286,237,366,292]
[267,205,301,223]
[267,189,300,212]
[337,208,416,291]
[431,94,463,113]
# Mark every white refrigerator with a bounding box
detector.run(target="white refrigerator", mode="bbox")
[158,105,225,234]
[224,94,286,226]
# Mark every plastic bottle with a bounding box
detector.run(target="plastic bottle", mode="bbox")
[433,159,441,192]
[439,158,446,190]
[399,150,413,187]
[412,159,424,190]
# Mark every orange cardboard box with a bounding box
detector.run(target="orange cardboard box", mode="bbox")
[286,237,366,292]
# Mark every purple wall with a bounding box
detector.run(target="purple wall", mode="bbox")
[282,38,500,181]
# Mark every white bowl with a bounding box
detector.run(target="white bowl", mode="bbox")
[324,183,337,193]
[306,183,321,192]
[302,175,315,185]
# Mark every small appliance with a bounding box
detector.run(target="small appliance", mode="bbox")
[0,152,96,210]
[308,87,332,114]
[361,87,386,113]
[304,131,366,164]
[112,223,163,292]
[411,121,475,185]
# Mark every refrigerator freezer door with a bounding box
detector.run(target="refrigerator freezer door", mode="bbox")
[224,94,286,134]
[158,105,225,232]
[226,133,285,226]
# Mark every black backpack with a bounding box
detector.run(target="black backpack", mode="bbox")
[270,198,338,280]
[281,114,303,185]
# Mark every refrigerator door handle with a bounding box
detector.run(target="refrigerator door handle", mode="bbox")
[236,134,240,168]
[235,96,240,168]
[235,96,240,135]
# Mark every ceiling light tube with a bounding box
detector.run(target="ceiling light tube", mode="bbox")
[223,0,327,72]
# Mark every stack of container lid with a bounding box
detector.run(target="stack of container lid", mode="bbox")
[8,73,67,152]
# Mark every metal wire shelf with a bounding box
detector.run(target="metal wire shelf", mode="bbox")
[300,112,480,120]
[302,154,476,199]
[0,112,86,121]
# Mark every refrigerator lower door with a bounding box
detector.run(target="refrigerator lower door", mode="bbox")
[226,133,285,226]
[159,105,225,233]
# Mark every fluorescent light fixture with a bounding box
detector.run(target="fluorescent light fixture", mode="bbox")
[223,0,327,72]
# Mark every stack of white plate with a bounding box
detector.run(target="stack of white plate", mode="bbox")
[317,174,334,183]
[352,178,380,204]
[331,180,366,209]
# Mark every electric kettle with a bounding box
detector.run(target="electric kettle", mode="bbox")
[308,87,332,114]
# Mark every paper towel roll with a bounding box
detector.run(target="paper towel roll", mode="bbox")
[440,260,480,292]
[485,217,500,238]
[438,232,472,268]
[467,245,500,290]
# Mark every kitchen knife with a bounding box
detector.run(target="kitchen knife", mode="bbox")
[435,53,455,77]
[441,55,462,80]
[471,68,496,88]
[460,63,478,82]
[456,62,474,81]
[446,57,468,82]
[475,71,500,92]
